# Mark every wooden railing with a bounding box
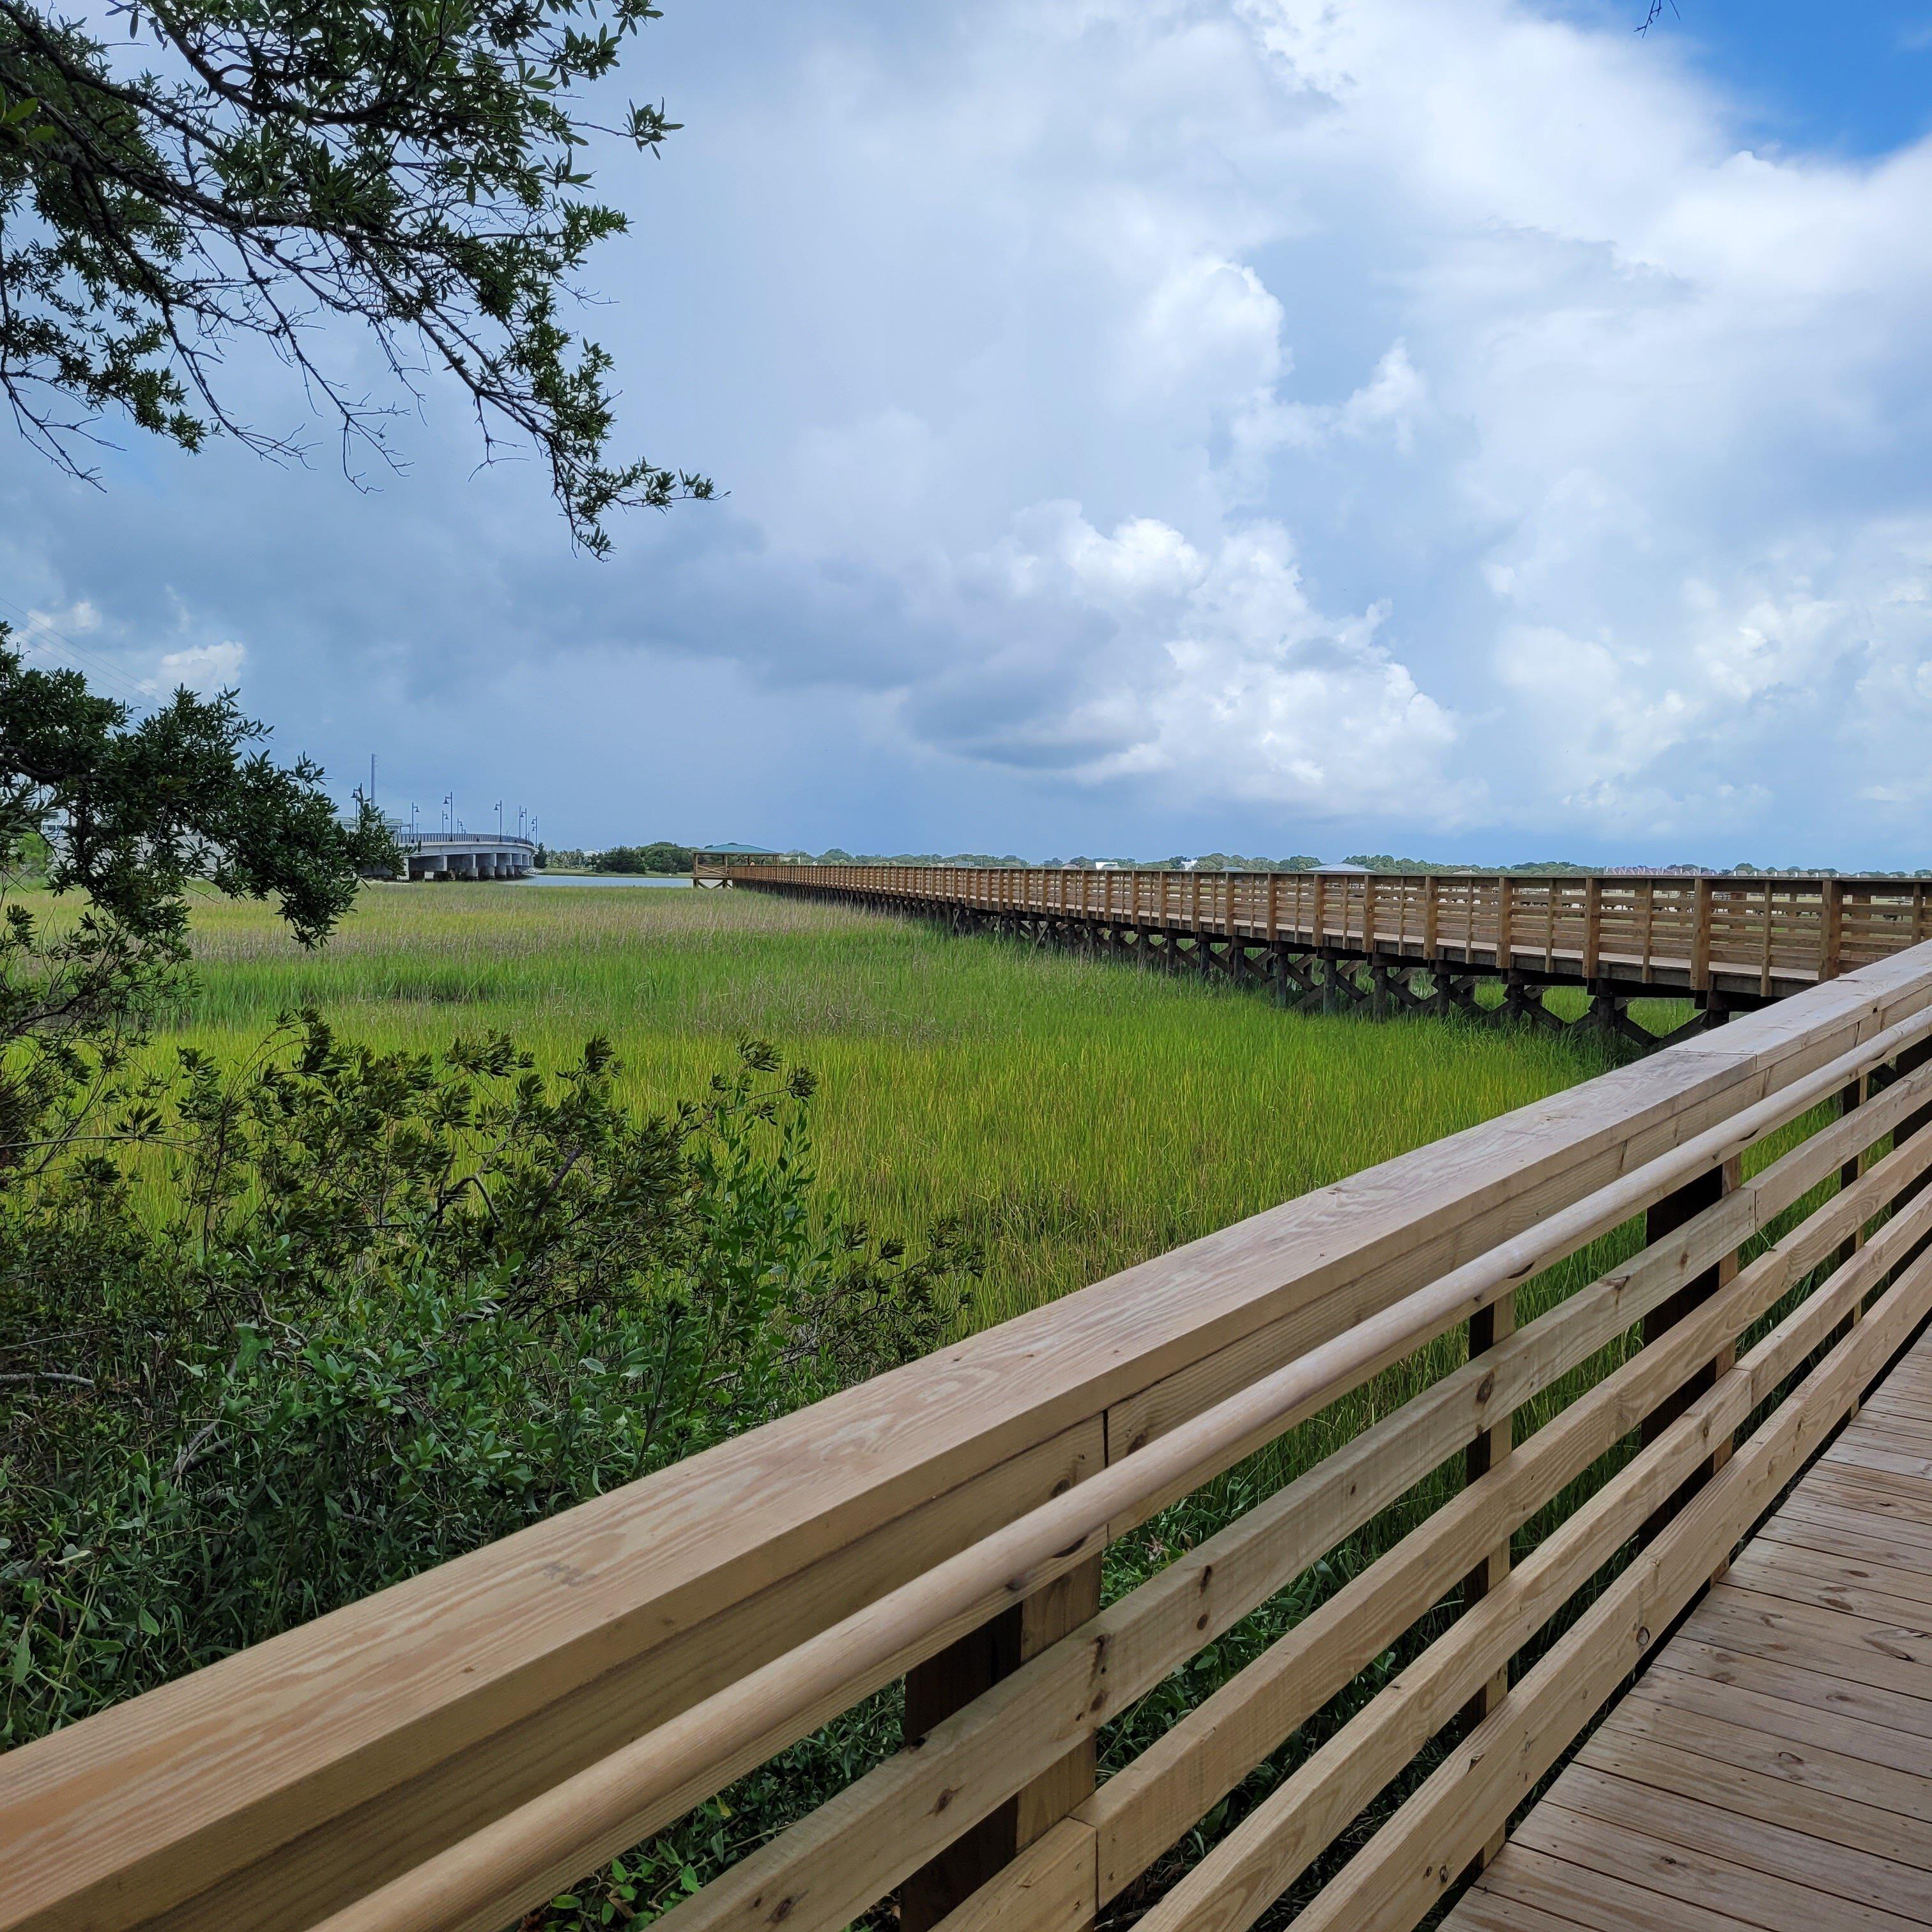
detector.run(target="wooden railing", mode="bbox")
[10,947,1932,1932]
[700,861,1932,995]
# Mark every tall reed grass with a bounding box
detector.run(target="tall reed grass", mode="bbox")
[151,880,1648,1323]
[29,880,1811,1929]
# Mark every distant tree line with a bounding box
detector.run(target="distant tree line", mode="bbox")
[595,843,695,875]
[527,843,694,873]
[529,841,1932,880]
[789,849,1932,879]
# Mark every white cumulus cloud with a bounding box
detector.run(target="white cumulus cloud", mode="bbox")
[150,641,247,695]
[613,0,1932,847]
[6,0,1932,860]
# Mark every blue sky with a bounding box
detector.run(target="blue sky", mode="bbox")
[5,0,1932,864]
[1667,1,1932,156]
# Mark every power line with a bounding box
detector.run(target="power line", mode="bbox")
[0,595,150,700]
[0,594,157,707]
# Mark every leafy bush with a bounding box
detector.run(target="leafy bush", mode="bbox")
[0,1017,974,1746]
[595,842,694,875]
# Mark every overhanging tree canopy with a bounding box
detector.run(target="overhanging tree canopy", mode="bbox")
[0,0,708,550]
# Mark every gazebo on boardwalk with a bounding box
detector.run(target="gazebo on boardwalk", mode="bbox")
[692,843,779,884]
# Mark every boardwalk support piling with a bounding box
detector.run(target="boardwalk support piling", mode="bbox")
[695,861,1932,1055]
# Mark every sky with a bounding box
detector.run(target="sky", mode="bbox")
[5,0,1932,864]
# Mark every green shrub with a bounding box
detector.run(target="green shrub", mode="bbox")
[0,1016,974,1746]
[595,842,694,875]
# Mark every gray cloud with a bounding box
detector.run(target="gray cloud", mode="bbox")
[4,0,1931,865]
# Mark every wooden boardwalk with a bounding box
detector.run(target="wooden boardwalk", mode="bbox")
[698,859,1932,1036]
[12,944,1932,1932]
[1450,1326,1932,1932]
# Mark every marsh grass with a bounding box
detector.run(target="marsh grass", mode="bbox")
[139,880,1682,1324]
[34,878,1797,1928]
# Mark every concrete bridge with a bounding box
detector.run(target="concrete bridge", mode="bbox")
[397,832,537,880]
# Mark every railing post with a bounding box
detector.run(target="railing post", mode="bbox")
[1823,877,1844,981]
[1833,1071,1871,1405]
[899,1560,1103,1931]
[1886,1038,1932,1284]
[1582,877,1602,983]
[1460,1284,1517,1873]
[1423,873,1439,962]
[1496,877,1514,974]
[1638,1151,1742,1546]
[1691,876,1713,997]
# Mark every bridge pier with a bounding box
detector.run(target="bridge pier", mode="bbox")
[394,834,536,881]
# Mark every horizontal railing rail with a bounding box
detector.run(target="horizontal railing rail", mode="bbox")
[700,862,1932,994]
[9,946,1932,1932]
[397,832,537,850]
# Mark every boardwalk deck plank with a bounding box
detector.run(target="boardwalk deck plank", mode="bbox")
[1512,1802,1923,1929]
[1480,1845,1765,1932]
[1754,1511,1932,1579]
[1547,1763,1932,1922]
[1803,1459,1932,1516]
[1657,1636,1932,1740]
[1685,1588,1932,1700]
[1576,1724,1932,1869]
[1446,1326,1932,1932]
[1774,1488,1932,1552]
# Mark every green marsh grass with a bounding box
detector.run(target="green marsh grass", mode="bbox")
[52,878,1838,1926]
[153,879,1652,1324]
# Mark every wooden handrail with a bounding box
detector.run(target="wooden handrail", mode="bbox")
[11,947,1932,1932]
[298,998,1932,1932]
[715,862,1932,997]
